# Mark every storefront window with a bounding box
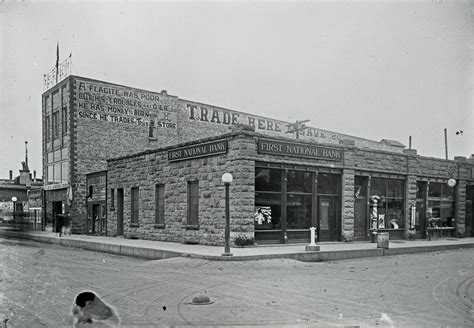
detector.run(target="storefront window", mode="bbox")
[255,168,281,192]
[255,192,281,230]
[370,177,405,229]
[286,194,311,229]
[317,173,339,195]
[428,183,442,197]
[427,182,455,228]
[287,171,312,193]
[371,178,386,197]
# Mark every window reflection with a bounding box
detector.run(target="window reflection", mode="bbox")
[255,168,281,192]
[255,192,281,230]
[286,194,311,229]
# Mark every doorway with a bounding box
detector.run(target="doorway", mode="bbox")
[354,176,368,241]
[318,196,340,242]
[117,188,124,236]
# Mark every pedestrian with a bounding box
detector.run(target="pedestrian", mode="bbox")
[57,214,64,237]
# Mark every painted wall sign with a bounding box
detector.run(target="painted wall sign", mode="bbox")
[76,79,176,129]
[257,139,343,161]
[186,103,342,142]
[168,139,228,162]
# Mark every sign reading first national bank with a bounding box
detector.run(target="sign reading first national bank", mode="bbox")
[258,139,343,161]
[168,139,228,162]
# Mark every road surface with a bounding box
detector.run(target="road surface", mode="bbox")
[1,237,473,327]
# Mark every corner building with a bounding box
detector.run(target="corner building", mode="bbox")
[42,76,474,244]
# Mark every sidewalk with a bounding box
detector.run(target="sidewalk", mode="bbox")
[2,226,474,262]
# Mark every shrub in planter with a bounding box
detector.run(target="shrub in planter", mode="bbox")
[234,234,255,247]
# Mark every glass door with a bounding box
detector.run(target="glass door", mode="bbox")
[286,170,313,243]
[318,196,339,242]
[354,176,368,241]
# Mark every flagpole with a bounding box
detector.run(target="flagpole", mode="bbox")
[56,42,59,83]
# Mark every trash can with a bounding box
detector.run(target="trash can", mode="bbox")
[377,232,389,249]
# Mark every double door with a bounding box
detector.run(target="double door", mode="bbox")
[87,201,106,234]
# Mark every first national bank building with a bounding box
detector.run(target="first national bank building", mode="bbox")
[42,75,474,245]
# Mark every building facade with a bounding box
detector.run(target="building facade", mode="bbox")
[42,75,474,244]
[104,131,474,245]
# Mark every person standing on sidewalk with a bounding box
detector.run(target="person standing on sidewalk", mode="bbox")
[57,214,64,237]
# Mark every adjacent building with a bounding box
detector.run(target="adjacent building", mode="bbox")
[42,75,474,244]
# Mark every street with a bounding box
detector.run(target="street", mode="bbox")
[1,237,473,327]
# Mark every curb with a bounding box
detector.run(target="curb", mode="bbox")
[2,231,474,262]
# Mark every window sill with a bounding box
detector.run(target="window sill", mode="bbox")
[149,137,157,141]
[184,224,199,230]
[154,224,165,229]
[130,223,139,228]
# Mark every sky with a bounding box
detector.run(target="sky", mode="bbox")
[1,0,473,179]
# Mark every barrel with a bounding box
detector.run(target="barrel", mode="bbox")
[377,232,389,249]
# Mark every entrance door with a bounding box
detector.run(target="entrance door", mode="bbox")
[117,188,124,236]
[354,198,367,241]
[318,196,339,242]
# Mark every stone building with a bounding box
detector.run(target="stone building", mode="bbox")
[42,75,474,244]
[0,159,42,228]
[103,130,474,245]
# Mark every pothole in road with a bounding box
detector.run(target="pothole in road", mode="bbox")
[191,294,214,305]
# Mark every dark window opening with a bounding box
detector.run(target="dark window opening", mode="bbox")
[131,187,139,225]
[187,181,199,226]
[155,184,165,225]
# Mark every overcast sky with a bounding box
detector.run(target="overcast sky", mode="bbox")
[1,0,473,179]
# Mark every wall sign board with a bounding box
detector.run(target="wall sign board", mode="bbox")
[258,139,343,161]
[168,139,228,162]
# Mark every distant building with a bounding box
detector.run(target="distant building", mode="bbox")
[41,75,474,244]
[0,156,42,228]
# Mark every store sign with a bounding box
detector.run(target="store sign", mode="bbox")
[168,139,228,162]
[43,183,69,191]
[257,139,343,161]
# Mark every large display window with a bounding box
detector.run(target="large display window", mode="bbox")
[255,166,341,243]
[369,177,405,230]
[426,182,455,228]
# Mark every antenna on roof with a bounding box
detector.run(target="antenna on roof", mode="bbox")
[286,119,310,139]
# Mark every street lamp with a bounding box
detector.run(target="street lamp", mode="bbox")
[221,173,233,256]
[11,196,17,223]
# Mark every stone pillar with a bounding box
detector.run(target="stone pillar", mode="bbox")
[342,169,355,242]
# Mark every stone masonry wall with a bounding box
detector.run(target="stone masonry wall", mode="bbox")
[107,133,256,246]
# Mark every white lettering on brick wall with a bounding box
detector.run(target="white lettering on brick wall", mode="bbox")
[76,79,176,129]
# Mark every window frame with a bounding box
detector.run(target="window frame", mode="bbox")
[370,177,405,229]
[130,187,139,226]
[186,181,199,228]
[52,110,60,139]
[154,184,165,227]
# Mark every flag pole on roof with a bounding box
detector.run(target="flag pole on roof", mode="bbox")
[56,42,59,83]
